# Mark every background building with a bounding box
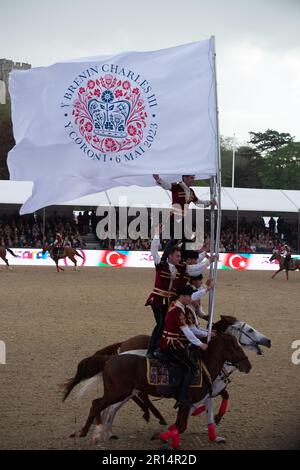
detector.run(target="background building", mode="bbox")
[0,59,31,103]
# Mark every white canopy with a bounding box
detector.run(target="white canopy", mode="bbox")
[0,180,299,213]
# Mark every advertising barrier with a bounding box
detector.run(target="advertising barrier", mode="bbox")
[3,248,299,270]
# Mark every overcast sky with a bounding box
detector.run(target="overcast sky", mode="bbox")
[1,0,299,143]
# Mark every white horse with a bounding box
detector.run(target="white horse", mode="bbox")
[76,318,271,445]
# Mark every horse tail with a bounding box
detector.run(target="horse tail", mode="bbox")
[75,250,84,259]
[6,248,18,258]
[62,354,110,401]
[93,341,123,356]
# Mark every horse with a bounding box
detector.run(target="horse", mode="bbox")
[64,333,251,448]
[65,315,270,443]
[42,243,84,272]
[0,246,19,269]
[269,251,300,280]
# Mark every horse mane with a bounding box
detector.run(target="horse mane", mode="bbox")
[213,315,237,333]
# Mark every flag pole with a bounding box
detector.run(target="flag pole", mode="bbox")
[207,36,222,342]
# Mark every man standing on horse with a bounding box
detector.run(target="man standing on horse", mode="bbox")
[153,174,216,258]
[52,232,64,258]
[281,243,292,271]
[160,285,208,407]
[146,229,216,359]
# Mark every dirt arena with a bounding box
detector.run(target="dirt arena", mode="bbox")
[0,265,299,450]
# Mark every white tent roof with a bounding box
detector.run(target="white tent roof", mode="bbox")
[0,180,299,213]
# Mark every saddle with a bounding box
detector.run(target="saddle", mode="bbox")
[146,357,211,389]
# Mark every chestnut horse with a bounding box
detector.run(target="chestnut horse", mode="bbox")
[269,251,300,280]
[42,243,84,272]
[64,316,269,443]
[66,334,251,448]
[0,247,19,269]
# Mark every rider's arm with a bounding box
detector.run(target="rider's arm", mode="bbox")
[155,177,172,191]
[191,286,208,301]
[180,325,205,347]
[187,258,210,276]
[151,235,161,265]
[189,325,208,339]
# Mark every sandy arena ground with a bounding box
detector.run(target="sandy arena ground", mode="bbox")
[0,265,300,450]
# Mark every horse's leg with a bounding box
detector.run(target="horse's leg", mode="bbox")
[160,405,190,449]
[69,256,79,271]
[214,389,229,425]
[3,257,12,270]
[206,396,226,443]
[272,268,282,279]
[286,269,289,281]
[101,397,132,440]
[80,390,133,440]
[131,395,150,422]
[137,392,167,425]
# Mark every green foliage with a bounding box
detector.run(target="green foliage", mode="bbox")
[0,103,14,179]
[249,129,293,153]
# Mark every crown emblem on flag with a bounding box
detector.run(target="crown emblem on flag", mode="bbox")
[88,90,131,139]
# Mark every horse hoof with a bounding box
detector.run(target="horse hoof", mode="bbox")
[109,435,119,440]
[159,419,167,425]
[213,436,226,444]
[143,413,150,423]
[151,432,161,441]
[70,432,76,438]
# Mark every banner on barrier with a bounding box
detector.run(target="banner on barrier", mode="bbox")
[3,249,299,270]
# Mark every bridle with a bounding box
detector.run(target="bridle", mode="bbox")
[229,322,257,348]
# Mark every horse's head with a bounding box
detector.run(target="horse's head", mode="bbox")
[214,315,271,355]
[225,319,271,355]
[219,333,252,374]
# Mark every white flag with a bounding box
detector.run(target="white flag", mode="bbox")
[8,39,218,213]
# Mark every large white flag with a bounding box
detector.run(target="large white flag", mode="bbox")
[8,39,218,213]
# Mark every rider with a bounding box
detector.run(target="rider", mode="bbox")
[160,285,208,407]
[187,275,214,325]
[146,228,215,359]
[153,174,216,257]
[281,242,292,270]
[52,232,64,257]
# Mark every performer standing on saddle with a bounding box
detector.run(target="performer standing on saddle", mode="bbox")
[281,243,292,271]
[146,227,216,359]
[52,232,64,257]
[153,174,216,256]
[160,285,208,407]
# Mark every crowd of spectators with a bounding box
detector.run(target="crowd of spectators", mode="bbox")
[0,213,84,248]
[0,211,297,253]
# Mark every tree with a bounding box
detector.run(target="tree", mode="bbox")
[249,129,293,153]
[0,103,14,179]
[260,141,300,190]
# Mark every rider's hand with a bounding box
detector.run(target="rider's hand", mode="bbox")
[200,343,208,351]
[153,174,160,181]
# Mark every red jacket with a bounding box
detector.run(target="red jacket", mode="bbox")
[160,301,189,351]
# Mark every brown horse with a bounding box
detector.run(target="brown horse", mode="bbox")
[270,251,300,280]
[63,340,167,429]
[64,316,267,442]
[74,334,251,448]
[42,243,84,272]
[0,246,19,269]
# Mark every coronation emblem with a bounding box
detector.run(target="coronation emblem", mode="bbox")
[72,75,148,153]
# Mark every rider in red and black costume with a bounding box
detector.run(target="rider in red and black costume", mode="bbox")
[145,227,214,359]
[52,232,64,257]
[160,285,208,406]
[153,174,216,258]
[281,242,292,270]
